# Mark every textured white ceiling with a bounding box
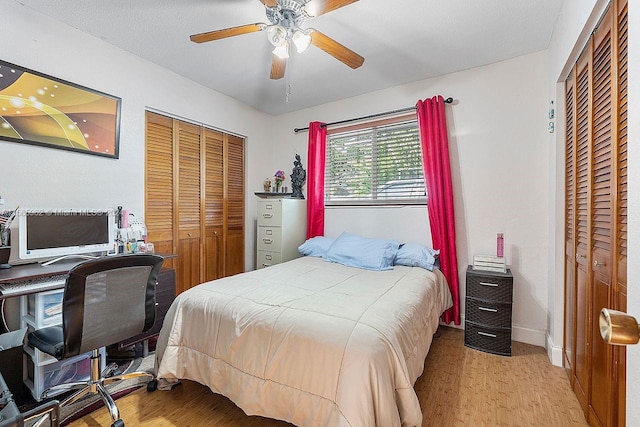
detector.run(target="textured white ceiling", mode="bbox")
[17,0,564,115]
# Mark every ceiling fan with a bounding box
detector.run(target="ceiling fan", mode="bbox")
[189,0,365,80]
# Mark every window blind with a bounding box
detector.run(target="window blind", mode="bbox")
[325,120,426,205]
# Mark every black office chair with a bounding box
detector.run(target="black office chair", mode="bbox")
[27,254,164,427]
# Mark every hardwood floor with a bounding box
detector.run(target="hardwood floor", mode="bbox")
[68,327,587,426]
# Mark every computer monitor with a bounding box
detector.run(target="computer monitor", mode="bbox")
[10,209,116,265]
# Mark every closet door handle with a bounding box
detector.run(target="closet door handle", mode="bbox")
[478,307,498,313]
[593,260,606,267]
[576,253,585,261]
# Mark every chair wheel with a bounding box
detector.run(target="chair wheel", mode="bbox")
[147,379,158,392]
[111,419,125,427]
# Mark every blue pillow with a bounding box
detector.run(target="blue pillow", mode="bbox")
[394,243,440,271]
[325,232,400,271]
[298,236,335,258]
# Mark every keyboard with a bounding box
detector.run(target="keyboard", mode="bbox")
[0,274,67,297]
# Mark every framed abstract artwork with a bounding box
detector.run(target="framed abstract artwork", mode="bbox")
[0,60,121,159]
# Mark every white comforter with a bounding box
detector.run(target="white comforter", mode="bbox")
[155,256,452,427]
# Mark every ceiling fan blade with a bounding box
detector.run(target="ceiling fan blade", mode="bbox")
[259,0,278,7]
[310,0,359,16]
[310,30,364,69]
[190,23,265,44]
[270,55,286,80]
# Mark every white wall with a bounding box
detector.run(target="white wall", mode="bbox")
[272,51,551,345]
[1,1,273,271]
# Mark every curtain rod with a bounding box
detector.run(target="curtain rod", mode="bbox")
[293,97,453,134]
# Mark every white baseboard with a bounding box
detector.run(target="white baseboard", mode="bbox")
[546,332,564,367]
[512,324,546,347]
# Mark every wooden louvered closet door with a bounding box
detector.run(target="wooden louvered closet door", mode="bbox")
[224,134,245,276]
[563,69,576,378]
[572,45,591,415]
[176,121,202,294]
[145,111,245,294]
[613,0,628,422]
[203,129,224,282]
[589,14,613,425]
[145,112,175,269]
[563,1,627,426]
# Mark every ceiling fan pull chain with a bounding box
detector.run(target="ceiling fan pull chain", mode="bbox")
[285,57,292,103]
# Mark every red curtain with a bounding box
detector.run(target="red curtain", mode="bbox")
[416,96,460,325]
[306,122,327,238]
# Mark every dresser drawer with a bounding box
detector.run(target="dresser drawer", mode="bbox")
[257,200,282,226]
[257,226,282,251]
[465,297,512,328]
[464,321,511,356]
[466,269,513,303]
[257,251,282,269]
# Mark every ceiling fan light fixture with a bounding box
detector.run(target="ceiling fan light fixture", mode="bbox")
[273,41,290,59]
[292,29,312,53]
[267,25,287,46]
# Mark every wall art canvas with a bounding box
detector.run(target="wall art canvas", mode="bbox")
[0,60,121,158]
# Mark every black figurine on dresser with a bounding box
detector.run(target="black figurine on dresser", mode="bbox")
[464,265,514,356]
[290,154,306,199]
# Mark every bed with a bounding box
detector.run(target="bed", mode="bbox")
[155,255,452,427]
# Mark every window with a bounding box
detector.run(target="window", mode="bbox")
[325,119,426,205]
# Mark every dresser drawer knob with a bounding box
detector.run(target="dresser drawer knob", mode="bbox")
[478,307,498,313]
[479,281,499,287]
[263,213,273,219]
[262,238,272,244]
[478,331,497,338]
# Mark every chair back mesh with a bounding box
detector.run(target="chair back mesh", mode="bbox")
[79,266,151,354]
[61,255,163,357]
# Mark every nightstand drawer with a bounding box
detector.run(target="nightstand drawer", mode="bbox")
[466,269,513,303]
[464,321,511,356]
[465,297,512,328]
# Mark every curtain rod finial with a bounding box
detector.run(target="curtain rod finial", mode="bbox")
[444,97,453,103]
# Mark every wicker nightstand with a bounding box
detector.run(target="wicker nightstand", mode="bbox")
[464,265,513,356]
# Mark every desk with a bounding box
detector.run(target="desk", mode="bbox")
[0,253,177,299]
[0,259,83,293]
[0,254,177,332]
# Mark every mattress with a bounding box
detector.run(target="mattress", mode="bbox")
[155,256,452,427]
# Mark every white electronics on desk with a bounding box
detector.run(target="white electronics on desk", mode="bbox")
[8,209,116,265]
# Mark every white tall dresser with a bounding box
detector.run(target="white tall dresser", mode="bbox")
[256,197,306,269]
